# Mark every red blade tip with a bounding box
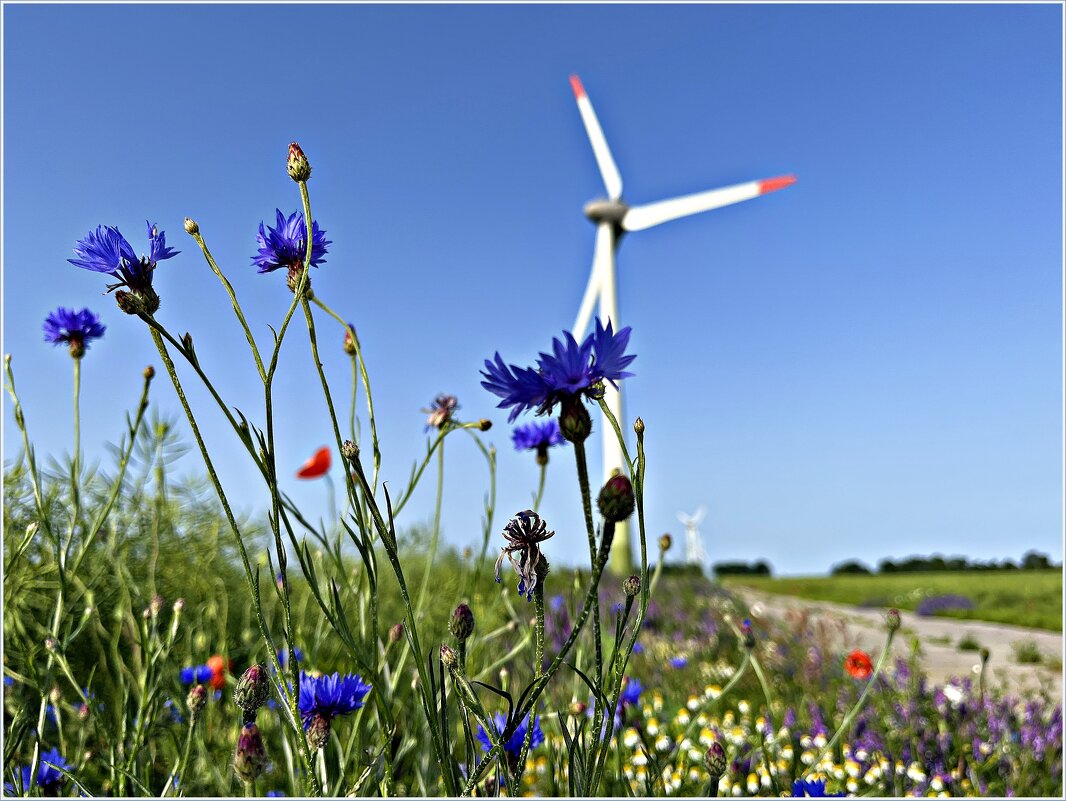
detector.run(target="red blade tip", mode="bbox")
[759,175,797,194]
[569,74,586,99]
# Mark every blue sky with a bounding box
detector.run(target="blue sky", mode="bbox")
[3,3,1062,575]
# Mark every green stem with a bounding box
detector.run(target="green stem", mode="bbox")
[572,440,604,696]
[146,327,320,796]
[532,461,547,513]
[414,438,445,614]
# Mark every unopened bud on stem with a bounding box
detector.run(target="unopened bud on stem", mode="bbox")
[287,142,312,182]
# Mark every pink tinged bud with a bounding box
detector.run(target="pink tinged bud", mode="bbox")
[234,722,269,783]
[598,474,635,523]
[234,664,271,713]
[287,142,312,182]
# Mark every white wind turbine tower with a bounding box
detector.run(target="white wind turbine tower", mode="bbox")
[678,506,709,572]
[567,74,795,575]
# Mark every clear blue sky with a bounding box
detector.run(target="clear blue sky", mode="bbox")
[3,3,1062,575]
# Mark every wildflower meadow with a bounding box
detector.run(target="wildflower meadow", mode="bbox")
[2,144,1062,800]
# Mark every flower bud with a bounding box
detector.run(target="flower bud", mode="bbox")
[598,474,635,523]
[886,608,901,633]
[44,637,58,653]
[704,741,726,780]
[440,643,457,668]
[287,142,312,182]
[234,664,271,714]
[234,722,269,783]
[658,533,672,553]
[634,417,645,435]
[343,326,357,355]
[342,440,359,462]
[448,604,475,642]
[478,418,492,432]
[173,598,185,614]
[568,701,588,716]
[388,623,404,645]
[741,618,756,650]
[49,686,62,705]
[623,575,641,598]
[69,338,86,360]
[187,684,208,724]
[150,594,165,618]
[143,365,155,381]
[183,217,199,235]
[77,703,90,721]
[558,396,592,443]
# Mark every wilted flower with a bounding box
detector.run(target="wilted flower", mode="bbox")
[4,747,70,795]
[422,394,459,431]
[42,308,106,359]
[69,222,178,315]
[297,671,372,751]
[481,320,635,422]
[296,447,331,479]
[494,510,555,601]
[476,712,544,757]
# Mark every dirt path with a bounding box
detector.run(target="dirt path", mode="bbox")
[730,587,1063,702]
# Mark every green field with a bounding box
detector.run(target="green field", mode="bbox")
[720,570,1063,632]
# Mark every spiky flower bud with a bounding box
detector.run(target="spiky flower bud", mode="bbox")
[343,327,357,355]
[388,623,404,645]
[150,594,165,618]
[342,440,359,462]
[623,575,641,598]
[704,741,726,780]
[478,418,493,432]
[658,533,672,553]
[183,217,199,235]
[287,142,312,182]
[234,722,269,783]
[598,474,635,523]
[558,396,592,443]
[448,604,475,642]
[234,664,271,714]
[307,713,331,752]
[440,643,457,668]
[886,608,901,633]
[143,365,155,381]
[187,684,208,724]
[634,417,645,435]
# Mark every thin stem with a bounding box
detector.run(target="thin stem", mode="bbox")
[572,440,604,697]
[414,438,445,615]
[532,461,547,513]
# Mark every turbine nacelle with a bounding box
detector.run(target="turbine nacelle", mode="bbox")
[583,199,629,225]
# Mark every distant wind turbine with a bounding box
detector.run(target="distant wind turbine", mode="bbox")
[678,506,709,572]
[567,74,795,574]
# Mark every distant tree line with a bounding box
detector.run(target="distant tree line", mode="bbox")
[713,560,773,577]
[830,550,1059,576]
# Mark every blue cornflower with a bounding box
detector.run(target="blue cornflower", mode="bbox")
[476,712,544,757]
[251,209,331,276]
[512,420,565,459]
[298,671,371,730]
[4,747,70,795]
[163,699,185,724]
[42,308,106,358]
[791,779,845,797]
[588,676,642,730]
[69,222,178,314]
[669,656,688,669]
[180,664,213,684]
[278,648,304,669]
[481,319,635,422]
[3,675,14,686]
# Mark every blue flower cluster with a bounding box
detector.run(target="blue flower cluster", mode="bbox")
[481,320,635,422]
[297,671,372,729]
[251,209,330,274]
[475,712,544,757]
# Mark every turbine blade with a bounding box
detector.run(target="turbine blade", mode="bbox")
[572,223,613,339]
[622,174,796,232]
[570,75,623,200]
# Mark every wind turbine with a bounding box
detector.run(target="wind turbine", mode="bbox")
[567,74,795,575]
[678,506,709,572]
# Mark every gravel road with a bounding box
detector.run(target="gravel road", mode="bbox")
[730,587,1063,702]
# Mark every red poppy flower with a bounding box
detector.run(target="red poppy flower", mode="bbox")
[207,654,231,690]
[296,446,331,479]
[844,649,873,680]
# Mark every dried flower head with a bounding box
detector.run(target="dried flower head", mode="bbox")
[422,394,459,430]
[494,510,555,601]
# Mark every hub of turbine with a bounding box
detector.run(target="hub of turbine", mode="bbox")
[583,198,629,224]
